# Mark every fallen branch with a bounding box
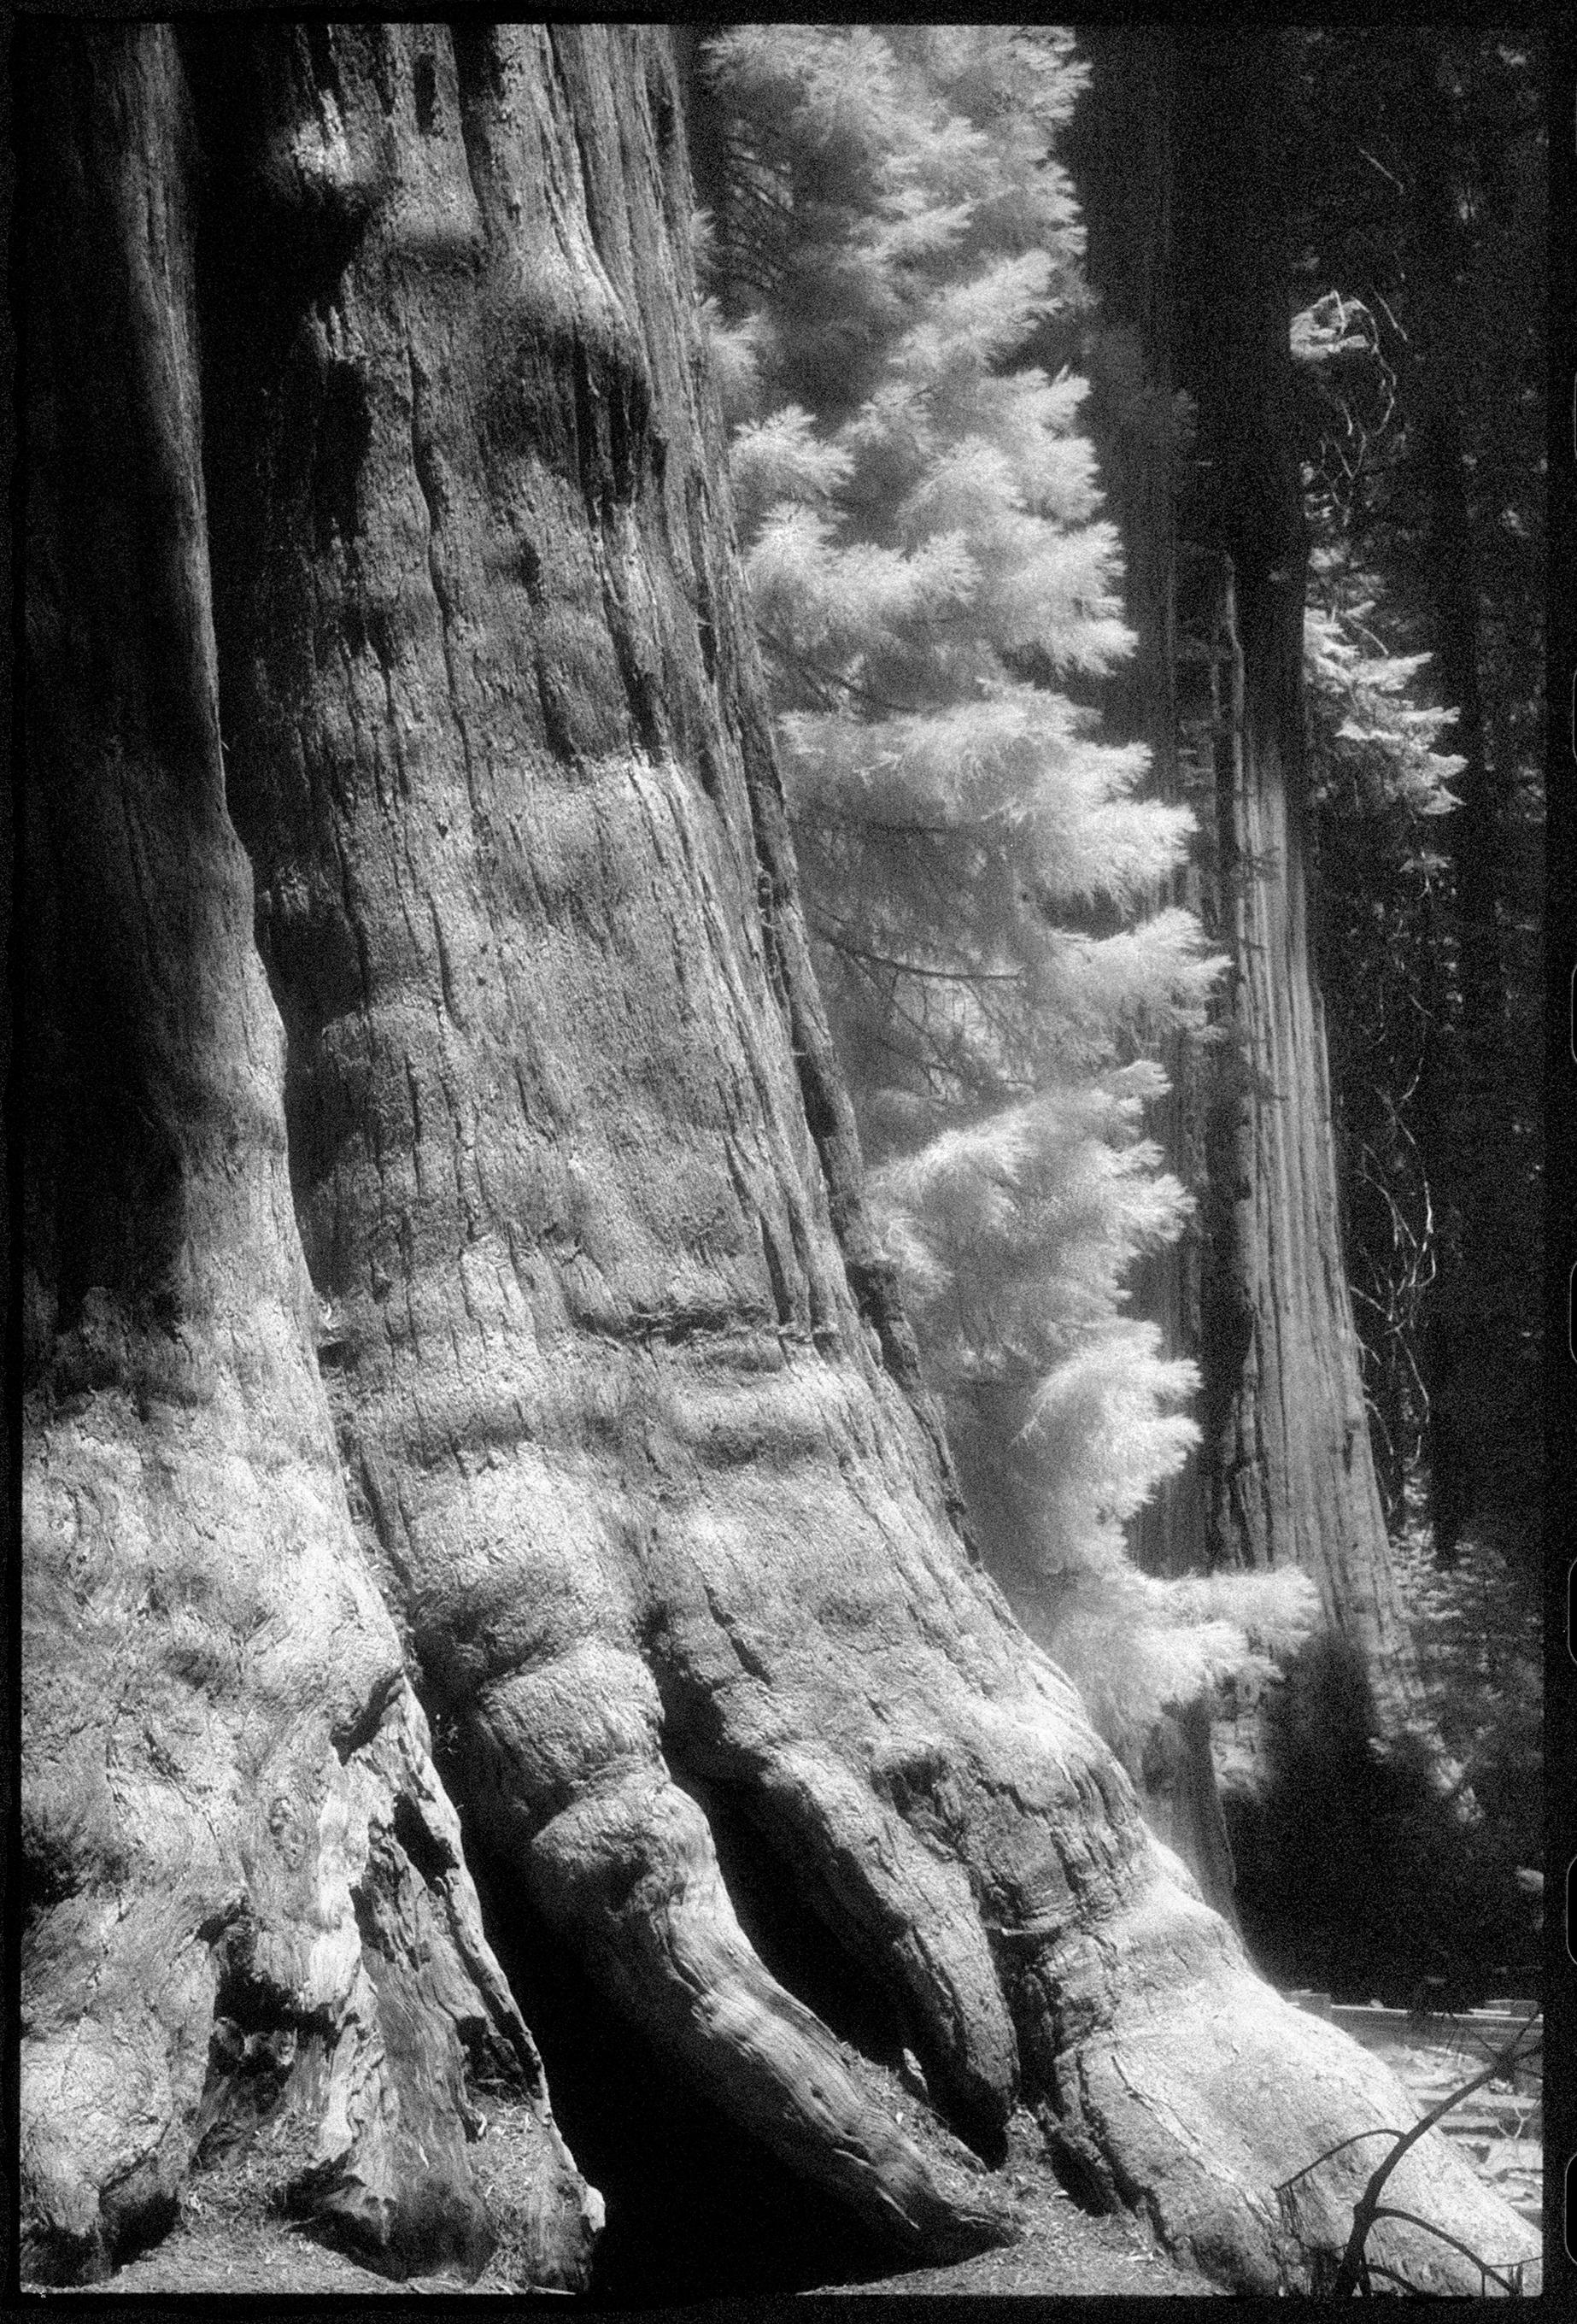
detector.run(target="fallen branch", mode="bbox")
[1327,2009,1540,2296]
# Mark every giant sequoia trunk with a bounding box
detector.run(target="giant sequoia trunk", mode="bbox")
[20,19,1533,2296]
[19,26,597,2285]
[1156,34,1435,1799]
[1068,27,1436,1917]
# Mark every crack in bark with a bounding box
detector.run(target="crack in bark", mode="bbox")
[407,348,483,830]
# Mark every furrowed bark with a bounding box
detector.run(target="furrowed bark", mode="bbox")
[1070,29,1446,1928]
[19,22,596,2285]
[187,18,1008,2255]
[1169,31,1436,1775]
[191,21,1526,2289]
[21,19,1535,2297]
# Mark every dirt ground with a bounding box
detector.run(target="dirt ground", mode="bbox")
[805,2102,1220,2299]
[61,2023,1538,2303]
[97,2193,1212,2303]
[87,2100,1215,2301]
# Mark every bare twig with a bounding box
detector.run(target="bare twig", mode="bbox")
[1366,2204,1523,2295]
[1327,2010,1540,2295]
[1274,2126,1409,2192]
[817,925,1026,985]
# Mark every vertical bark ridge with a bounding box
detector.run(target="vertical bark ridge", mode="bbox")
[1171,32,1432,1758]
[186,23,1521,2287]
[20,20,1535,2295]
[20,21,597,2284]
[193,15,1016,2256]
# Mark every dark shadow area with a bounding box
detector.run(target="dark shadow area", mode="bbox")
[1225,1634,1539,2010]
[458,1820,900,2303]
[679,1769,912,2073]
[661,1718,1008,2168]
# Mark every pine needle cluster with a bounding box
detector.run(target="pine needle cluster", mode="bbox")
[702,25,1298,1753]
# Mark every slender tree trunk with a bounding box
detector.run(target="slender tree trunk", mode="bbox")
[1065,28,1234,1926]
[19,20,1530,2297]
[1169,31,1431,1764]
[1070,26,1206,1588]
[1071,25,1439,1917]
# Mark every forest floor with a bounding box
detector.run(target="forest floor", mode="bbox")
[72,2022,1534,2302]
[97,2193,1211,2303]
[97,2204,1214,2303]
[92,2103,1216,2299]
[806,2104,1219,2299]
[89,2026,1535,2303]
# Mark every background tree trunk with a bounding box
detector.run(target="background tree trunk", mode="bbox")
[1393,36,1530,1570]
[1064,27,1234,1924]
[1160,30,1466,1963]
[1166,32,1433,1780]
[19,19,1532,2297]
[1070,24,1438,1914]
[1070,27,1205,1587]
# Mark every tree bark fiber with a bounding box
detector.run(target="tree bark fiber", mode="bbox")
[20,23,596,2285]
[19,20,1532,2297]
[1166,32,1434,1777]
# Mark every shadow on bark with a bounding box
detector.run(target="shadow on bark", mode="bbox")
[457,1799,900,2299]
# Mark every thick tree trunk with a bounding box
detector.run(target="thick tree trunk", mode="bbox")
[1170,33,1432,1770]
[20,20,1532,2296]
[18,24,597,2286]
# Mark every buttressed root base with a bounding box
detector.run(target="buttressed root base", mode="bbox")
[20,19,1537,2296]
